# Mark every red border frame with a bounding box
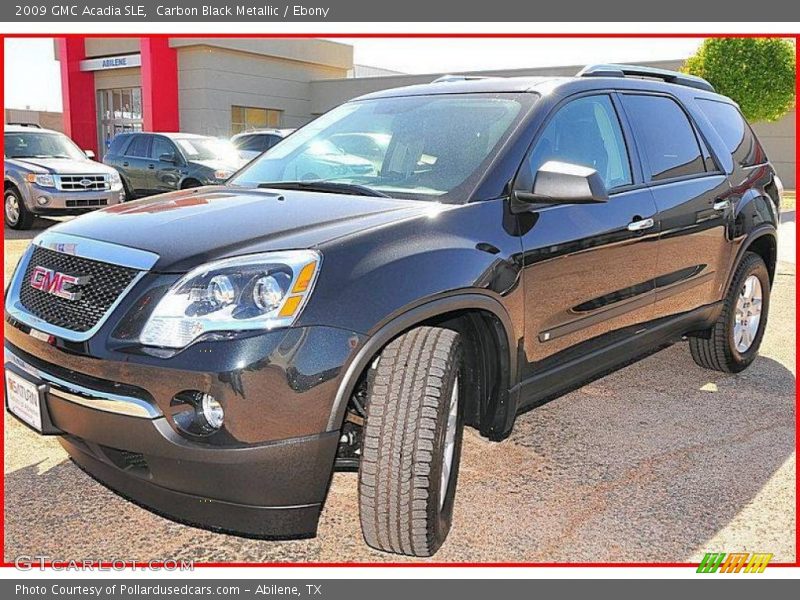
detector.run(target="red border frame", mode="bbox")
[0,31,797,570]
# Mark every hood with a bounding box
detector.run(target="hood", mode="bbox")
[48,186,444,272]
[189,157,247,171]
[7,157,117,175]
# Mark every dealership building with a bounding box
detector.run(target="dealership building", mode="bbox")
[52,37,795,187]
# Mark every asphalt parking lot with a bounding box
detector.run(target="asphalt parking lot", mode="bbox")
[3,213,796,564]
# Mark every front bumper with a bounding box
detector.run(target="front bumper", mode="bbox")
[4,320,360,538]
[22,184,125,214]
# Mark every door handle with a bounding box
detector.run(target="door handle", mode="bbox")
[713,199,730,211]
[627,217,655,232]
[148,164,155,170]
[122,162,129,167]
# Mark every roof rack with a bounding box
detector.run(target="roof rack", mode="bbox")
[431,75,494,84]
[577,64,715,93]
[5,122,42,128]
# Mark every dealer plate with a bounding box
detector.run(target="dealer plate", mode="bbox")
[5,369,43,432]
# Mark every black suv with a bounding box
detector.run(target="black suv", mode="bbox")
[4,65,782,557]
[103,132,243,199]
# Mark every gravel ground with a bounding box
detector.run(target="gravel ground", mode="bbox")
[3,217,796,564]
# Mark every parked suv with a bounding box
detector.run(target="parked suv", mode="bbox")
[4,65,781,556]
[103,132,243,199]
[4,125,125,230]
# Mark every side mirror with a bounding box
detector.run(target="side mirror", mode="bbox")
[159,152,177,164]
[84,150,96,160]
[516,161,608,205]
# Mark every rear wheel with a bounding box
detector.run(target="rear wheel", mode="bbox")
[689,251,770,373]
[4,187,34,230]
[358,326,464,557]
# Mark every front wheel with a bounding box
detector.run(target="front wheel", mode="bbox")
[358,326,464,557]
[181,179,202,190]
[4,187,34,230]
[689,251,770,373]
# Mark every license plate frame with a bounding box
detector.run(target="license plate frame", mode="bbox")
[4,364,60,435]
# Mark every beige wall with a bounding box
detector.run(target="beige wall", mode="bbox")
[751,109,796,188]
[93,67,141,91]
[177,45,350,136]
[5,109,64,132]
[170,38,352,71]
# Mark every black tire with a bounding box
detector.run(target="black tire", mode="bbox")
[4,186,34,230]
[121,178,134,201]
[689,251,770,373]
[358,326,464,557]
[181,179,202,190]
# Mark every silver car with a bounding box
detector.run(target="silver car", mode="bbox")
[4,124,125,230]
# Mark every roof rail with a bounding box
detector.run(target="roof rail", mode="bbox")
[5,122,42,128]
[576,64,715,93]
[431,74,495,84]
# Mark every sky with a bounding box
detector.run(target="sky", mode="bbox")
[4,37,704,112]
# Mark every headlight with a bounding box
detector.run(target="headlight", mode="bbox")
[109,171,122,185]
[139,250,321,349]
[214,169,234,181]
[25,173,55,187]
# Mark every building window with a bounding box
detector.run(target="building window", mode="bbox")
[231,106,282,135]
[97,87,144,159]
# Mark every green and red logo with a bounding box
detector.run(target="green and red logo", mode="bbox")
[697,552,773,573]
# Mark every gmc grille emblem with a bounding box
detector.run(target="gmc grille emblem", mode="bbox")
[29,266,91,301]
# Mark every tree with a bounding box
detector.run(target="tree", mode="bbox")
[682,38,796,122]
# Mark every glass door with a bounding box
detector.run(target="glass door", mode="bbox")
[97,87,143,159]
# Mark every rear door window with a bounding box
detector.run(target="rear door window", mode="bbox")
[622,95,707,181]
[696,99,767,167]
[125,135,151,158]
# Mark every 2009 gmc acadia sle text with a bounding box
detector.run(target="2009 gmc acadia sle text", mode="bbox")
[5,65,781,557]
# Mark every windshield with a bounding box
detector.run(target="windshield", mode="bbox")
[229,93,531,201]
[4,131,87,160]
[174,137,239,162]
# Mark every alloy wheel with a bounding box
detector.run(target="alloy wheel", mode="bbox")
[439,376,459,510]
[734,274,763,353]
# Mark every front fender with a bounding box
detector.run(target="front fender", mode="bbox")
[325,292,518,433]
[3,168,31,206]
[303,199,526,437]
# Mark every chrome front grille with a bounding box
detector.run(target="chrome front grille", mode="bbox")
[56,174,110,192]
[5,231,160,342]
[19,246,139,333]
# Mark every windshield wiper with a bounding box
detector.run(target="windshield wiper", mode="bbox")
[258,180,390,198]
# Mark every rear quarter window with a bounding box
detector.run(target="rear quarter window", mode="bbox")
[696,99,767,167]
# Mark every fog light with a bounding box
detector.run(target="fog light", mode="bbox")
[170,390,224,436]
[200,393,224,429]
[36,196,49,206]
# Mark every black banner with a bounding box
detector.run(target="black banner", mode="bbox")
[4,0,800,23]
